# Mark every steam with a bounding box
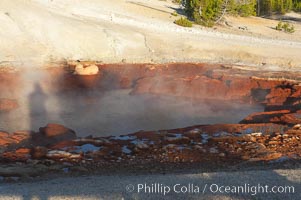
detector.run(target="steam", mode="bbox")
[0,67,263,136]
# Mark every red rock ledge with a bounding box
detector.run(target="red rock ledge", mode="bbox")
[0,122,300,179]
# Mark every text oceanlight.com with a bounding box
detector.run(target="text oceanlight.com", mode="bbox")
[125,183,295,196]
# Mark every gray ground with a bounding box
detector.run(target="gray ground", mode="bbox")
[0,169,300,200]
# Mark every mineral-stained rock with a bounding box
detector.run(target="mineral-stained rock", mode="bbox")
[119,77,131,88]
[209,147,219,154]
[46,150,82,160]
[164,136,190,144]
[0,131,12,146]
[250,132,262,137]
[219,153,226,157]
[268,141,279,145]
[293,124,301,130]
[1,148,31,161]
[193,145,203,151]
[50,140,78,149]
[15,148,31,159]
[256,143,267,150]
[251,152,283,161]
[240,110,301,125]
[73,138,110,146]
[31,146,48,159]
[10,130,33,143]
[0,98,18,112]
[136,142,149,150]
[39,124,76,138]
[32,124,76,146]
[74,63,99,75]
[244,135,257,142]
[46,150,72,159]
[0,131,9,138]
[241,155,250,160]
[283,129,301,136]
[265,87,291,105]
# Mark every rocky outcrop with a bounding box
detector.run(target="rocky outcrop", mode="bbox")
[240,110,301,124]
[0,123,300,169]
[28,124,75,147]
[107,64,298,104]
[0,124,77,161]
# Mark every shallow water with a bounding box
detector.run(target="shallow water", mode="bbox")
[0,88,263,137]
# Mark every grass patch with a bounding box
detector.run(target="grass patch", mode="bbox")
[174,17,193,27]
[171,11,178,17]
[172,0,182,4]
[276,21,295,33]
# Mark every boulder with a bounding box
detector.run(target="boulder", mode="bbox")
[40,124,75,137]
[32,124,76,147]
[74,63,99,75]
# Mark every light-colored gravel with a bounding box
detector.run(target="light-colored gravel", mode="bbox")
[0,169,300,200]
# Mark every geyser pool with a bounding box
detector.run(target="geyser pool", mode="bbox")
[1,63,274,137]
[0,87,262,137]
